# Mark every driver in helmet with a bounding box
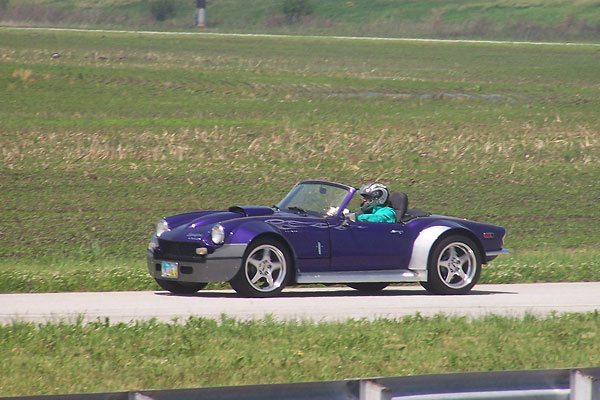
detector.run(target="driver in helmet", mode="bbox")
[349,182,396,223]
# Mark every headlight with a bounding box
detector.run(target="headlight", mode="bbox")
[211,224,225,245]
[156,219,170,237]
[148,236,159,251]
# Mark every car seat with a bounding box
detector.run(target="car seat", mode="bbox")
[389,192,408,223]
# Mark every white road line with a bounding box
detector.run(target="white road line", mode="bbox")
[2,25,599,47]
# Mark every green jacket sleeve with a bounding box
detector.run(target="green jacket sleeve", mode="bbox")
[356,207,396,223]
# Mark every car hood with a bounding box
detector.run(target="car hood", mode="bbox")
[161,206,275,241]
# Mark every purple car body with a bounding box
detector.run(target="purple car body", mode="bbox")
[147,180,508,297]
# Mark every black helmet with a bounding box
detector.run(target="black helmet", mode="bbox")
[358,182,389,213]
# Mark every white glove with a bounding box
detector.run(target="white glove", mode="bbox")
[325,206,339,216]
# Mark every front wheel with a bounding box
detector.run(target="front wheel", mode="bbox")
[421,235,481,295]
[229,238,291,298]
[154,279,207,294]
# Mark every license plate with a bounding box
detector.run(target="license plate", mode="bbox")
[161,261,178,279]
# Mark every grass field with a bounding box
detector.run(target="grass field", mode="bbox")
[2,313,600,396]
[1,28,599,292]
[1,26,599,398]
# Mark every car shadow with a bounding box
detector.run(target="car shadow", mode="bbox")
[154,287,514,299]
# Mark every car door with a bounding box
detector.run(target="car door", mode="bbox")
[269,216,331,273]
[329,219,411,271]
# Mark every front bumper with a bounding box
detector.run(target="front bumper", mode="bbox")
[147,243,245,283]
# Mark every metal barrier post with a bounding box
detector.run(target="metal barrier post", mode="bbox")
[360,380,391,400]
[570,370,600,400]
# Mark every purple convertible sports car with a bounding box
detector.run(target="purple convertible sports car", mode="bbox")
[147,180,508,297]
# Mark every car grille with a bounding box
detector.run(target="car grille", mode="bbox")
[157,238,205,261]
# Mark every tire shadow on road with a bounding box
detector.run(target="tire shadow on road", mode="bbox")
[154,287,514,298]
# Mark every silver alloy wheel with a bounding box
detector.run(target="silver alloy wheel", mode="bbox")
[244,244,287,293]
[436,242,477,289]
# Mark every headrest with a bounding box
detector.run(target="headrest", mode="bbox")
[389,192,408,223]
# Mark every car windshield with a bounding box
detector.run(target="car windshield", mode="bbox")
[277,182,351,217]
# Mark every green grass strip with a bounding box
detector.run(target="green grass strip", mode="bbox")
[1,248,599,293]
[1,313,599,396]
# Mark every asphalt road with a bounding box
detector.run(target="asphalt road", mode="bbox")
[1,282,599,324]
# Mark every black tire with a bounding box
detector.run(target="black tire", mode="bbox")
[347,283,390,292]
[420,235,481,295]
[229,238,291,298]
[155,279,207,294]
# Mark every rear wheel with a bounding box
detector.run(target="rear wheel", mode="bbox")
[421,235,481,295]
[154,279,207,294]
[347,283,389,292]
[229,238,291,298]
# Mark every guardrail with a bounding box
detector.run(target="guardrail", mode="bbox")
[3,368,599,400]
